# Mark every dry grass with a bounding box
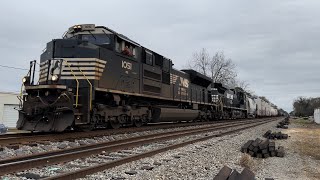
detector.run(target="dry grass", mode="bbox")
[291,128,320,160]
[239,153,254,169]
[292,118,313,124]
[286,120,320,179]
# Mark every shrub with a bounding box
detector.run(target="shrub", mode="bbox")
[239,153,254,169]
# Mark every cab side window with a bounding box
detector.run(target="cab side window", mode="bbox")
[162,58,170,72]
[145,50,153,65]
[116,37,136,58]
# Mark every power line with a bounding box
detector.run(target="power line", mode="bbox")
[0,64,29,71]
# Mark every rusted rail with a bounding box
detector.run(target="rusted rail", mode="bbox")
[44,118,279,180]
[0,117,279,176]
[0,119,251,146]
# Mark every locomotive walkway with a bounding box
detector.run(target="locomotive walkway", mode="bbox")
[0,117,280,178]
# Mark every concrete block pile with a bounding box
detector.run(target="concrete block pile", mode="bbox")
[213,166,255,180]
[263,130,288,139]
[241,138,285,158]
[276,118,290,129]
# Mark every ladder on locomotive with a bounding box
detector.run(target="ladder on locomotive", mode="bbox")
[64,60,93,124]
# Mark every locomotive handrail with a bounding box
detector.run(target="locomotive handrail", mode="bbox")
[19,81,24,98]
[18,83,24,108]
[218,96,224,112]
[64,60,79,108]
[76,67,93,111]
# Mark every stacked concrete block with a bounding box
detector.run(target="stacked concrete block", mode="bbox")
[213,166,255,180]
[276,118,290,129]
[241,138,284,158]
[263,130,288,139]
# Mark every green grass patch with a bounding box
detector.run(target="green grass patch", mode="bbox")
[292,118,314,125]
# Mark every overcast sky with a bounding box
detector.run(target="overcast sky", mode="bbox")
[1,0,319,112]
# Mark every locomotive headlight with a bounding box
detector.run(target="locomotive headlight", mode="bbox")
[51,75,59,82]
[22,76,30,84]
[73,25,81,29]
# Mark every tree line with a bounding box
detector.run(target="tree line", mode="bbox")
[293,96,320,116]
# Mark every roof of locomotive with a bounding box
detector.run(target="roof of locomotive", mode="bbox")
[65,24,140,46]
[181,69,212,87]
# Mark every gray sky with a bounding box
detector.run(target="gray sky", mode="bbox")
[1,0,319,112]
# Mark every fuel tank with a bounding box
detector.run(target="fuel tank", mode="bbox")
[151,107,199,122]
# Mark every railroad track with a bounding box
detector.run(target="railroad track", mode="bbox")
[0,118,256,146]
[0,117,280,178]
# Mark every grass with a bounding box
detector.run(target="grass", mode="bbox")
[294,129,320,160]
[287,120,320,179]
[239,153,254,169]
[289,119,320,160]
[291,118,315,125]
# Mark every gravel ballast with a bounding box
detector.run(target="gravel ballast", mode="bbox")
[0,123,229,159]
[3,118,318,180]
[2,121,255,179]
[82,118,316,180]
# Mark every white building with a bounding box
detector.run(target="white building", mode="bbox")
[314,108,320,124]
[0,92,20,128]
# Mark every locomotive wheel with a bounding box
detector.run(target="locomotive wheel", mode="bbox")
[133,119,143,127]
[109,120,121,129]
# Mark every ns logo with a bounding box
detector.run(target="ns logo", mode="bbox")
[179,77,189,88]
[122,60,132,70]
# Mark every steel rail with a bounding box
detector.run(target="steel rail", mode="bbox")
[0,118,262,165]
[44,118,279,180]
[0,118,278,176]
[0,118,255,146]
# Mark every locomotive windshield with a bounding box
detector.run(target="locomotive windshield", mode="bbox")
[65,33,111,45]
[81,34,111,45]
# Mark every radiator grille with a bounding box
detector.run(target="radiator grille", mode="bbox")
[143,84,161,94]
[144,70,161,81]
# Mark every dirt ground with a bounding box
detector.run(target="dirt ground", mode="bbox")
[284,118,320,179]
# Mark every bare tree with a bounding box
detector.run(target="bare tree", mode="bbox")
[188,49,238,85]
[209,51,237,84]
[234,79,251,91]
[227,78,255,95]
[236,80,249,90]
[189,48,210,76]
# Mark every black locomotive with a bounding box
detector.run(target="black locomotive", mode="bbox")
[18,24,250,132]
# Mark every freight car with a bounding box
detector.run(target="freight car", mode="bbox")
[17,24,274,132]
